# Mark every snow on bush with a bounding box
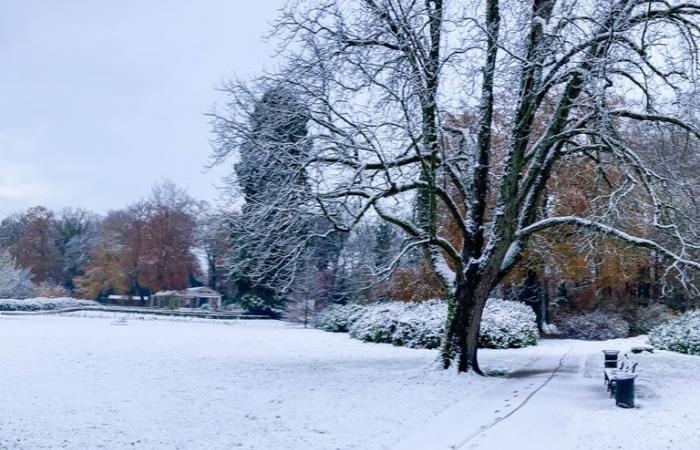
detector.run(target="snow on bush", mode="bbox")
[629,303,673,335]
[348,303,404,345]
[318,298,539,350]
[478,299,540,349]
[648,310,700,355]
[314,303,366,332]
[0,297,100,312]
[555,311,630,340]
[347,300,446,349]
[391,300,446,349]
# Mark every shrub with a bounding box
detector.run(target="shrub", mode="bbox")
[318,298,539,350]
[314,304,366,332]
[348,302,405,344]
[390,300,445,349]
[479,299,540,349]
[346,300,446,349]
[629,303,673,335]
[555,311,630,340]
[648,310,700,355]
[0,297,100,312]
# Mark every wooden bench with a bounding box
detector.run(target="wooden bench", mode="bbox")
[604,353,638,398]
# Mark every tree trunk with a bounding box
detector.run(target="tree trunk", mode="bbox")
[441,276,494,373]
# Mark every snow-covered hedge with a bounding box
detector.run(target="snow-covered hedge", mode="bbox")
[629,304,673,335]
[555,311,630,340]
[391,300,446,349]
[348,300,446,349]
[317,298,539,350]
[648,310,700,355]
[478,299,540,349]
[314,304,366,332]
[0,297,100,312]
[348,303,405,344]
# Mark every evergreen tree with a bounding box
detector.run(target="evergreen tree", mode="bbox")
[226,86,316,312]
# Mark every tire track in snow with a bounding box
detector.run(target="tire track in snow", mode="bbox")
[452,348,572,449]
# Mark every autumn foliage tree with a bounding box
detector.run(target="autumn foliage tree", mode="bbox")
[76,181,201,300]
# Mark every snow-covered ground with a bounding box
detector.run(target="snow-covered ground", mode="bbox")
[1,314,699,450]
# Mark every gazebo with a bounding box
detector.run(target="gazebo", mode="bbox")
[177,287,223,309]
[150,287,222,310]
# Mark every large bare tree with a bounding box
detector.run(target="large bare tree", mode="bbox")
[212,0,700,372]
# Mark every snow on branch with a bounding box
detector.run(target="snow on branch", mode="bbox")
[516,216,700,271]
[608,110,700,140]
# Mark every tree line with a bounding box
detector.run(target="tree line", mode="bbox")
[0,181,203,302]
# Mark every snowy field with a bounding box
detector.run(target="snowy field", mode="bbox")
[1,314,699,450]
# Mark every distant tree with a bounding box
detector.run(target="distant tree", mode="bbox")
[13,206,62,283]
[76,181,201,300]
[74,242,129,300]
[197,206,232,295]
[113,203,150,300]
[53,208,100,290]
[0,212,28,249]
[374,222,399,270]
[141,181,201,292]
[0,249,35,299]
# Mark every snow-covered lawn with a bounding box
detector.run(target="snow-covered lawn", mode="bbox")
[1,314,699,449]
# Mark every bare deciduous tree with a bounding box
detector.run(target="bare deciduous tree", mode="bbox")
[212,0,700,372]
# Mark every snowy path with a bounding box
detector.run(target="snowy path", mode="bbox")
[398,338,700,450]
[395,342,575,450]
[464,349,590,450]
[471,342,700,450]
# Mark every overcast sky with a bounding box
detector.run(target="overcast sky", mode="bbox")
[0,0,284,218]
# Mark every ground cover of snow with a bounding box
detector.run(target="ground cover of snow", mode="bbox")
[1,314,699,450]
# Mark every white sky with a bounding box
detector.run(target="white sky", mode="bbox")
[0,0,284,218]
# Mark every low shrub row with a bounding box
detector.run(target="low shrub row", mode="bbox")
[552,304,676,340]
[0,297,100,311]
[315,298,540,350]
[554,311,630,340]
[648,310,700,356]
[628,303,674,335]
[316,299,700,359]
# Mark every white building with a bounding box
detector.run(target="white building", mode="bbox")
[150,287,223,309]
